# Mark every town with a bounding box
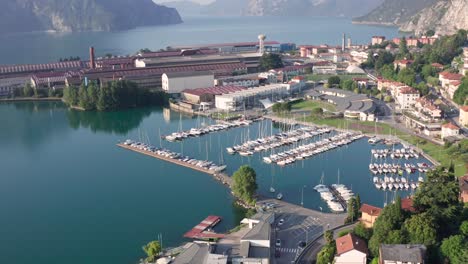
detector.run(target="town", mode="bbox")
[1,30,467,264]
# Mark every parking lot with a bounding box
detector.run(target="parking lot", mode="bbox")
[258,198,346,264]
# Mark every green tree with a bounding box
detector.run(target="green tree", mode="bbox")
[353,222,373,241]
[328,76,341,87]
[421,64,436,80]
[375,51,395,71]
[142,240,161,262]
[397,68,417,86]
[380,64,396,80]
[453,76,468,105]
[345,197,359,223]
[416,82,430,96]
[324,230,334,244]
[384,95,393,102]
[340,79,355,91]
[63,85,79,106]
[232,166,258,205]
[87,82,99,108]
[398,37,410,59]
[403,213,437,246]
[440,235,468,264]
[413,166,462,238]
[316,244,336,264]
[426,29,435,37]
[311,107,324,116]
[23,83,34,97]
[78,85,92,110]
[460,221,468,237]
[259,53,283,71]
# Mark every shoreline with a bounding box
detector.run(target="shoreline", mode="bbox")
[0,97,62,102]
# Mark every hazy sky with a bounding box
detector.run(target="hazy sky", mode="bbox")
[155,0,215,4]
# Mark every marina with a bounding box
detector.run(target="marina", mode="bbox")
[313,184,353,212]
[370,147,420,160]
[226,126,332,155]
[163,119,255,142]
[117,140,232,186]
[263,132,364,166]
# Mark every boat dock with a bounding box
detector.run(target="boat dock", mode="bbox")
[116,143,232,187]
[328,185,348,211]
[183,215,225,239]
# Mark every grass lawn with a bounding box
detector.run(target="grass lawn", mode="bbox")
[295,115,467,177]
[291,100,337,112]
[305,74,368,82]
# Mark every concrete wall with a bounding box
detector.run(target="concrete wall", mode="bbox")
[162,74,214,94]
[335,250,367,264]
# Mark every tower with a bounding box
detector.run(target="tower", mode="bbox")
[258,34,266,54]
[342,33,346,52]
[348,37,352,49]
[89,46,96,69]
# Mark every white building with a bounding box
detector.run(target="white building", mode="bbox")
[162,71,214,94]
[379,244,426,264]
[334,233,368,264]
[441,123,460,139]
[396,86,420,110]
[215,84,290,111]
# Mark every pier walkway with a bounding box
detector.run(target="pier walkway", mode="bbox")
[117,143,232,187]
[328,185,348,211]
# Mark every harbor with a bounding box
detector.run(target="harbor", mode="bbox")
[117,140,232,187]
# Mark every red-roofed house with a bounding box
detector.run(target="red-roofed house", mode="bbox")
[447,80,462,99]
[394,60,414,70]
[415,97,442,119]
[396,86,420,110]
[360,204,382,228]
[431,63,444,71]
[460,106,468,127]
[439,72,463,87]
[459,174,468,203]
[401,197,416,212]
[334,233,368,264]
[441,123,460,139]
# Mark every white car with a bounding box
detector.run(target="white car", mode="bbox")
[278,219,285,226]
[275,239,281,247]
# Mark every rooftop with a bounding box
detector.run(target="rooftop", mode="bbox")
[163,71,214,78]
[380,244,426,263]
[461,106,468,112]
[360,204,382,216]
[440,71,463,80]
[401,197,416,212]
[459,174,468,192]
[442,122,459,130]
[335,233,368,256]
[183,85,247,96]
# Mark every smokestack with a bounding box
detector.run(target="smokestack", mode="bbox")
[89,46,96,69]
[342,33,346,52]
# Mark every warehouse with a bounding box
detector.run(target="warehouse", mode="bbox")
[182,85,247,105]
[162,71,214,94]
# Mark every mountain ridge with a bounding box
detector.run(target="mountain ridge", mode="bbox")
[0,0,182,34]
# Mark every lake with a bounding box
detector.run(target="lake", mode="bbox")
[0,102,430,264]
[0,16,400,65]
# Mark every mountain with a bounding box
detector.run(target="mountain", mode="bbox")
[400,0,468,35]
[353,0,438,25]
[243,0,385,17]
[167,0,384,18]
[0,0,182,34]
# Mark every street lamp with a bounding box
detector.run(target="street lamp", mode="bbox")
[301,185,307,207]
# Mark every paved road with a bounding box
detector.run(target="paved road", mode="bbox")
[295,223,358,264]
[258,198,346,264]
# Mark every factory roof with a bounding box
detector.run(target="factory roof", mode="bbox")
[163,71,214,78]
[217,84,289,99]
[32,71,79,85]
[174,41,280,49]
[0,61,85,75]
[183,85,246,96]
[137,53,261,65]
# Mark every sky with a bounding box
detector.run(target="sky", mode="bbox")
[155,0,215,4]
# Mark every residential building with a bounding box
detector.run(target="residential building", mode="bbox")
[359,204,382,228]
[414,97,442,120]
[162,71,214,94]
[372,36,386,46]
[431,63,444,71]
[459,174,468,203]
[439,72,463,88]
[334,233,368,264]
[462,47,468,76]
[395,86,420,110]
[441,122,460,139]
[460,106,468,127]
[394,60,414,70]
[379,244,426,264]
[447,80,462,99]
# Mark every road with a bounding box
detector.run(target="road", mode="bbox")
[295,223,358,264]
[258,198,346,264]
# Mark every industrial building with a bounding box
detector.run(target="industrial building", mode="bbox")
[172,41,281,54]
[215,84,291,111]
[162,71,214,94]
[182,85,247,105]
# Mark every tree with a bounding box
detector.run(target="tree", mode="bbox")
[311,107,324,116]
[375,51,395,71]
[397,68,417,86]
[232,166,258,205]
[353,222,373,241]
[440,235,468,264]
[403,213,437,246]
[453,76,468,105]
[259,53,283,71]
[328,76,341,87]
[413,167,462,238]
[384,95,393,102]
[142,240,161,262]
[324,230,333,244]
[340,79,355,91]
[379,64,396,80]
[272,102,291,114]
[398,37,410,59]
[23,83,34,97]
[316,244,336,264]
[78,85,92,110]
[460,221,468,237]
[416,82,430,96]
[421,64,436,81]
[345,197,359,223]
[426,29,435,37]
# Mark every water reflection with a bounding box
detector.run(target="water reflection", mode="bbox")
[66,107,154,135]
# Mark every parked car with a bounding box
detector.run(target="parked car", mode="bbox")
[275,239,281,247]
[298,241,306,248]
[278,219,285,226]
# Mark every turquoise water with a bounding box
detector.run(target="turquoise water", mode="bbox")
[0,102,430,264]
[0,16,400,65]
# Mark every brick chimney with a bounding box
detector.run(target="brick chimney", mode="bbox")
[89,46,96,69]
